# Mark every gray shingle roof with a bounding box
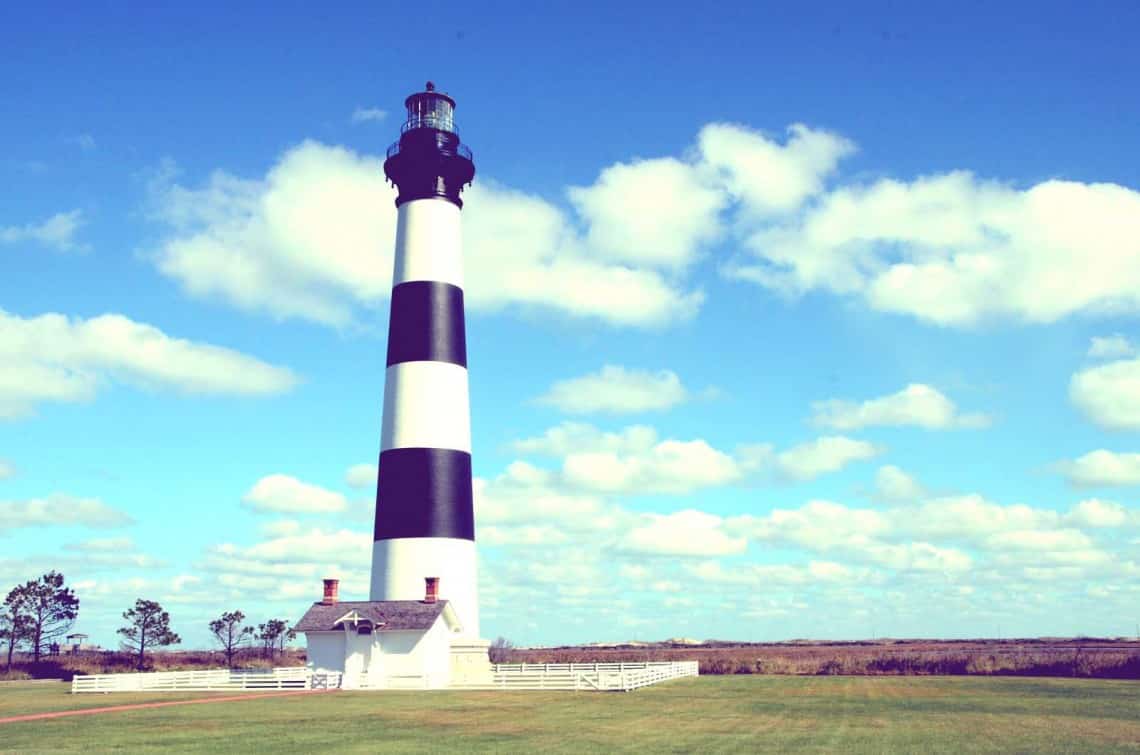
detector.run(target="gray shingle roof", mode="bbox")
[293,600,450,632]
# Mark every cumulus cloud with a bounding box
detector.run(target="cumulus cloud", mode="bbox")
[0,309,297,419]
[562,439,743,495]
[1070,357,1140,430]
[776,436,882,481]
[514,423,877,488]
[731,499,970,572]
[727,171,1140,327]
[698,123,854,216]
[1060,450,1140,487]
[148,142,704,328]
[474,461,615,530]
[350,107,387,124]
[63,536,135,552]
[728,490,1138,575]
[0,494,133,531]
[1066,499,1129,528]
[344,463,377,489]
[903,495,1055,542]
[241,475,348,514]
[0,210,86,251]
[567,157,725,271]
[201,525,372,601]
[623,510,746,557]
[874,465,925,503]
[1088,335,1136,359]
[512,422,658,457]
[810,384,990,430]
[534,366,689,414]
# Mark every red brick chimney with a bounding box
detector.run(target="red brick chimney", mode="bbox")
[322,578,339,605]
[424,577,439,604]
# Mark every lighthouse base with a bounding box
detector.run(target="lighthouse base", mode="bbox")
[449,638,493,686]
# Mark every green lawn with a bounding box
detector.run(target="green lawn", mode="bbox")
[1,676,1138,753]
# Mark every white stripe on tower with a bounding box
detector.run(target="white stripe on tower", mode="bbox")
[371,83,480,638]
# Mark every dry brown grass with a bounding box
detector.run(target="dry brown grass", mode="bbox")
[5,648,307,680]
[504,639,1140,679]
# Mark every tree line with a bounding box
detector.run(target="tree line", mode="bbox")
[2,572,296,671]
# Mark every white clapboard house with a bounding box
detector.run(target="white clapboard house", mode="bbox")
[294,578,488,689]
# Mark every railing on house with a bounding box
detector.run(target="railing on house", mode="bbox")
[71,667,313,694]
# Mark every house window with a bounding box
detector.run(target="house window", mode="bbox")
[357,626,372,635]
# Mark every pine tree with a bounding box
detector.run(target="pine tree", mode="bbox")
[118,599,180,670]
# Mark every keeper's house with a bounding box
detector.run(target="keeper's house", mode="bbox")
[295,578,464,689]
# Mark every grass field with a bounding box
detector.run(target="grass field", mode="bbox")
[1,676,1138,753]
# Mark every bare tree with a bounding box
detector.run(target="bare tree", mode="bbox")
[8,572,79,662]
[118,599,180,670]
[209,611,254,668]
[489,636,514,664]
[256,619,296,661]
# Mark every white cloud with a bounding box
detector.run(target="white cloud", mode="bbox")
[1061,449,1140,487]
[567,157,725,271]
[622,510,746,557]
[0,210,85,251]
[0,309,298,419]
[1088,334,1136,359]
[1070,357,1140,430]
[726,491,1134,577]
[810,384,990,430]
[862,542,972,572]
[535,366,689,414]
[0,494,133,531]
[350,107,387,124]
[474,462,615,531]
[344,463,377,489]
[150,143,395,325]
[697,123,854,216]
[512,422,658,457]
[734,500,890,551]
[904,495,1055,542]
[148,143,704,328]
[0,459,12,479]
[562,439,742,495]
[236,527,370,564]
[63,537,135,552]
[728,171,1140,327]
[874,465,925,503]
[731,500,971,572]
[1066,499,1129,528]
[201,525,372,601]
[241,475,348,514]
[776,436,882,481]
[462,182,705,327]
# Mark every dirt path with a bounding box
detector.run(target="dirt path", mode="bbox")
[0,688,337,724]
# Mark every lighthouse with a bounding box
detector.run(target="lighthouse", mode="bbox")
[370,83,480,637]
[295,83,490,689]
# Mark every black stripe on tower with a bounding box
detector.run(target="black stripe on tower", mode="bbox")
[374,448,474,540]
[386,281,467,367]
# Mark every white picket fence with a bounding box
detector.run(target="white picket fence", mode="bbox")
[71,667,316,693]
[71,661,697,694]
[453,661,699,691]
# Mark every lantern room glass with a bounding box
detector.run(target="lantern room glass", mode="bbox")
[403,93,455,134]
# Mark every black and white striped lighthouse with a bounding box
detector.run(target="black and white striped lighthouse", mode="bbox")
[370,83,480,637]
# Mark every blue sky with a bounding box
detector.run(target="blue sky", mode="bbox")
[2,1,1139,649]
